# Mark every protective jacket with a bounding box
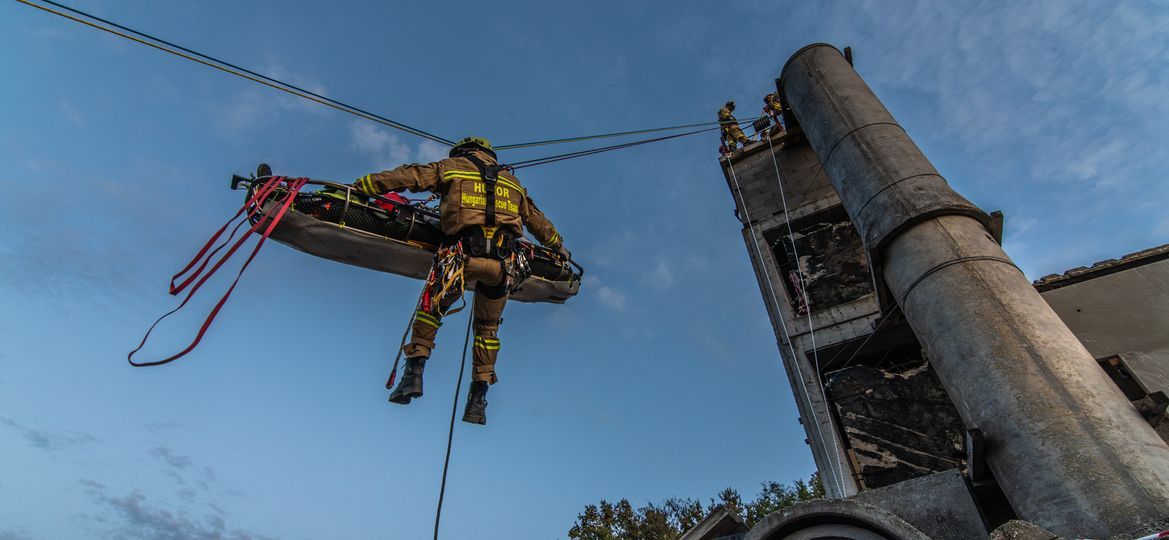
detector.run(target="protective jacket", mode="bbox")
[356,149,565,387]
[354,150,563,249]
[718,106,738,126]
[719,106,748,146]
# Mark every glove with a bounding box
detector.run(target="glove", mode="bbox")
[557,244,571,261]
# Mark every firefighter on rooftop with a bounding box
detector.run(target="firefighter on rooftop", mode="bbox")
[719,100,750,152]
[764,93,785,137]
[349,137,568,425]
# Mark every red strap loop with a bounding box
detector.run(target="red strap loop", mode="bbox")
[129,177,308,367]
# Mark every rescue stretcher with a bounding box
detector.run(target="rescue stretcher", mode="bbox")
[230,174,583,304]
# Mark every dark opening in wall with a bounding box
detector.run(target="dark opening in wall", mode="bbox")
[813,322,967,490]
[764,205,873,314]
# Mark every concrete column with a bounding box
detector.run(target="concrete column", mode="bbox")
[779,43,1169,537]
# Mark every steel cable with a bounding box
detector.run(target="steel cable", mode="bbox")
[15,0,456,146]
[505,125,722,170]
[495,119,752,150]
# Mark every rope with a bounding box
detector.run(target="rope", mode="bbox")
[505,126,721,170]
[433,296,475,540]
[128,176,309,366]
[724,154,845,497]
[384,286,428,389]
[831,305,896,372]
[495,119,752,150]
[14,0,455,146]
[763,136,846,493]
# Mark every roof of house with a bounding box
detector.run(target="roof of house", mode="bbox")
[1034,244,1169,292]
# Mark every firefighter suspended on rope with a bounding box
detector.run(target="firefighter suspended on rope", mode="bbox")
[351,137,569,425]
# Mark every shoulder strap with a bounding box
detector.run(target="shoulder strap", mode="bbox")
[464,154,503,227]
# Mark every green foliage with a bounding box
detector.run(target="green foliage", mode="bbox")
[568,473,824,540]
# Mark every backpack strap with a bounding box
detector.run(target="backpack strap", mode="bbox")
[464,153,502,227]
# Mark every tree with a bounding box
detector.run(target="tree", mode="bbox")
[568,473,824,540]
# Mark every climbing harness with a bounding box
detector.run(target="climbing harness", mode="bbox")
[128,176,309,366]
[421,243,469,318]
[384,243,468,388]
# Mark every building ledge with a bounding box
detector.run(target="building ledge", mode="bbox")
[1034,244,1169,292]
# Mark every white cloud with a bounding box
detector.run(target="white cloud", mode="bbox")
[349,122,453,169]
[585,275,628,312]
[416,140,451,163]
[350,122,412,168]
[58,99,85,128]
[597,285,627,312]
[641,257,675,290]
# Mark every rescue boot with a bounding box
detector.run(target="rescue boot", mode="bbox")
[388,357,426,405]
[462,381,489,425]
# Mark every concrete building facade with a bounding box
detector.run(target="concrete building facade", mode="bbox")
[717,44,1169,539]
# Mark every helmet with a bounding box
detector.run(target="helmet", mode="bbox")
[449,136,496,159]
[725,100,735,109]
[764,93,774,102]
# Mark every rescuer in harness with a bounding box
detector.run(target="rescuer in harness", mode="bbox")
[719,100,750,153]
[349,137,568,425]
[763,93,785,138]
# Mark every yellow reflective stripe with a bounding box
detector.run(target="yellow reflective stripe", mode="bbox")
[474,336,500,350]
[497,177,525,196]
[359,174,375,194]
[546,231,559,246]
[442,169,479,176]
[415,311,441,328]
[443,171,526,196]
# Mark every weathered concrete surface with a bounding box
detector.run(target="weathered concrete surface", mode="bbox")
[778,45,988,259]
[1039,249,1169,395]
[679,507,749,540]
[854,470,986,540]
[826,364,965,488]
[722,139,875,497]
[745,498,931,540]
[988,521,1061,540]
[747,470,983,539]
[782,211,873,311]
[779,43,1169,537]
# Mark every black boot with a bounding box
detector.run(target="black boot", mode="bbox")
[462,381,489,425]
[388,357,426,405]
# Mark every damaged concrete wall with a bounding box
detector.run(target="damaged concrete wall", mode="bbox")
[769,208,873,313]
[825,363,965,489]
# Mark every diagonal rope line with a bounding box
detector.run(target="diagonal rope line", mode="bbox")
[495,119,754,150]
[724,153,846,497]
[433,295,475,540]
[15,0,455,146]
[765,135,848,493]
[505,126,721,170]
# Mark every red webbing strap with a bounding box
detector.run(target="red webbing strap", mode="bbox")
[128,177,308,367]
[169,175,283,295]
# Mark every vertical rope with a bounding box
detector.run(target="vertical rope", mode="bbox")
[433,295,475,540]
[724,154,845,496]
[764,135,848,494]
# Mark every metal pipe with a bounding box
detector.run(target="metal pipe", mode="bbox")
[779,43,1169,537]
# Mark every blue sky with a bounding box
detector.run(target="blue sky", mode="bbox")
[2,1,1168,538]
